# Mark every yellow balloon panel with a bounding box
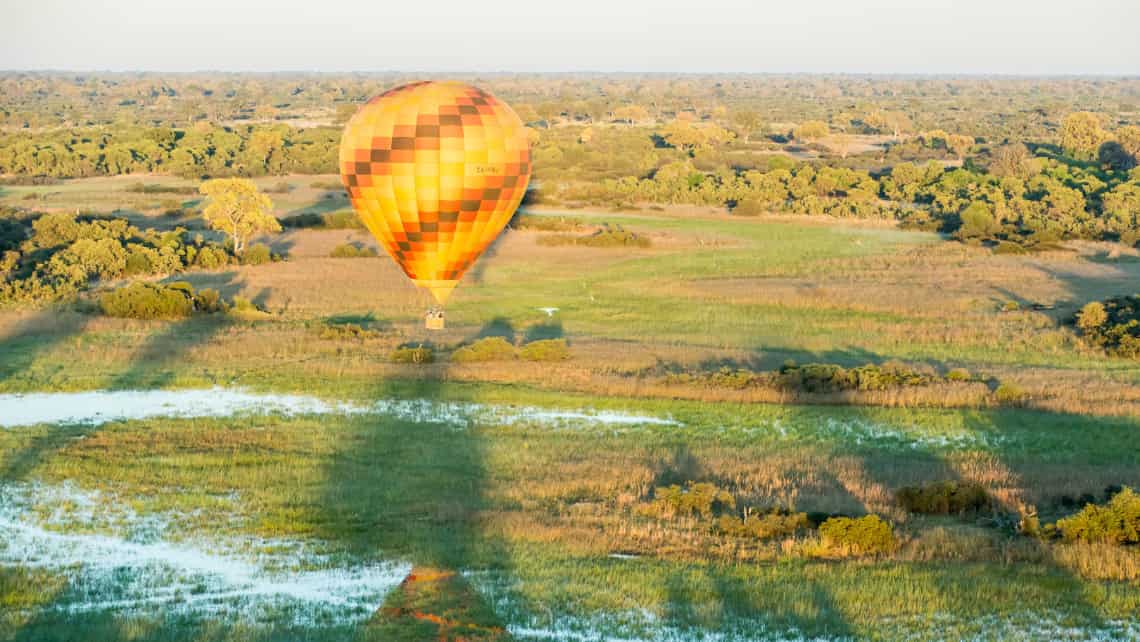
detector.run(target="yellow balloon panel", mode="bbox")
[339,81,532,304]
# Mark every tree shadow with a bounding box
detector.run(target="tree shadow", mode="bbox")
[283,191,348,217]
[522,320,563,343]
[112,273,248,389]
[649,444,707,489]
[470,316,516,343]
[0,307,89,388]
[263,233,295,257]
[325,311,393,332]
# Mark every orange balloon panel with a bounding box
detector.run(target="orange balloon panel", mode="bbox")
[339,81,531,305]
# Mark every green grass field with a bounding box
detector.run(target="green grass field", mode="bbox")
[1,177,1139,640]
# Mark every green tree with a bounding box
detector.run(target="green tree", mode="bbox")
[946,134,974,162]
[1059,112,1108,160]
[730,110,762,143]
[1115,125,1140,161]
[199,178,280,256]
[793,120,829,142]
[1076,301,1108,335]
[989,143,1037,178]
[865,109,912,139]
[956,201,999,240]
[613,105,649,125]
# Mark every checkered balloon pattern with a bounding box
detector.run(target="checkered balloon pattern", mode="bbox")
[339,81,532,304]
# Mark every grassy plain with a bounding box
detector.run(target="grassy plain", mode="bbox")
[1,176,1139,640]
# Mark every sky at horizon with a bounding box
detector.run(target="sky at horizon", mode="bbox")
[2,0,1138,75]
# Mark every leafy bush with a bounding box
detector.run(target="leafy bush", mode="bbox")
[452,336,517,362]
[192,246,230,269]
[99,281,194,319]
[390,345,434,364]
[240,243,274,265]
[819,515,896,554]
[778,360,936,393]
[280,210,363,230]
[329,243,378,258]
[731,197,768,216]
[994,382,1027,406]
[716,509,810,540]
[193,288,226,313]
[519,338,570,361]
[1075,296,1140,359]
[1055,487,1140,545]
[649,483,736,520]
[227,295,269,317]
[945,367,972,382]
[510,214,584,232]
[896,481,991,515]
[319,322,380,341]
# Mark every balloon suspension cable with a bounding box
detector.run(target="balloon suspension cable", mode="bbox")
[425,306,445,330]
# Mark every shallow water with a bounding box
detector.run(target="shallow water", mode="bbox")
[0,482,410,625]
[0,387,680,429]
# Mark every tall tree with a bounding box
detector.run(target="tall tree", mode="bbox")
[730,110,762,143]
[199,178,280,256]
[793,120,829,142]
[946,134,974,162]
[1059,112,1108,160]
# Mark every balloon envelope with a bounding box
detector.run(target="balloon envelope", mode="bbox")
[339,81,532,304]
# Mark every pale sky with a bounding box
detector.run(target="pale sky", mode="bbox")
[2,0,1138,75]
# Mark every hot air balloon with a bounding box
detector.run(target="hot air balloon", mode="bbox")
[339,81,532,329]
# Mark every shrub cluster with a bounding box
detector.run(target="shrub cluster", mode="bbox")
[510,214,584,232]
[994,382,1028,406]
[896,481,992,515]
[99,281,227,319]
[452,336,518,362]
[1075,296,1140,359]
[716,508,810,540]
[665,360,968,393]
[518,338,570,361]
[240,243,276,266]
[280,210,363,230]
[329,243,378,258]
[0,210,236,303]
[778,360,937,392]
[646,482,736,520]
[818,515,896,554]
[318,322,381,341]
[1054,487,1140,545]
[390,345,434,364]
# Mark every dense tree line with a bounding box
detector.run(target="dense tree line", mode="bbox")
[3,73,1135,141]
[0,123,338,178]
